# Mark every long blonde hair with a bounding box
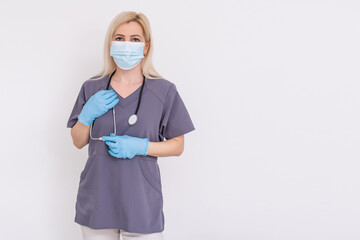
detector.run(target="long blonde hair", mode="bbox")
[92,11,163,80]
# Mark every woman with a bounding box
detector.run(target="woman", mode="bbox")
[66,11,195,240]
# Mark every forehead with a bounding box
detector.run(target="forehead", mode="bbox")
[114,21,143,36]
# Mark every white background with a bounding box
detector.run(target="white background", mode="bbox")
[0,0,359,239]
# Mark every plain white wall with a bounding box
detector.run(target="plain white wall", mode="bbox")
[0,0,359,239]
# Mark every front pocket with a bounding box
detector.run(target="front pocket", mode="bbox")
[80,155,96,181]
[137,159,162,194]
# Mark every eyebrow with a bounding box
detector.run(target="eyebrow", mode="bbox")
[114,34,142,39]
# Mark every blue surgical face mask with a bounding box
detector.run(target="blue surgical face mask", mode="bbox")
[110,41,147,70]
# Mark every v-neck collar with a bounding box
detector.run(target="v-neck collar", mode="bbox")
[103,74,146,108]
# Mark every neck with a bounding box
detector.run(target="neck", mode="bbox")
[112,66,144,85]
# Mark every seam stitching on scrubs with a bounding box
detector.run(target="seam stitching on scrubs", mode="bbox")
[80,155,96,180]
[159,83,175,126]
[137,160,162,194]
[67,82,87,128]
[146,85,165,105]
[164,84,175,104]
[164,123,195,140]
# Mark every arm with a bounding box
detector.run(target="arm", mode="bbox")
[70,120,90,149]
[146,135,185,157]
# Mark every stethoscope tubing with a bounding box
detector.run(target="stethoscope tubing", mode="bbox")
[90,69,145,141]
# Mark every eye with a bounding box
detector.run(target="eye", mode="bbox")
[114,37,141,41]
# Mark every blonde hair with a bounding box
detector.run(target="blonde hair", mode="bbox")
[92,11,163,80]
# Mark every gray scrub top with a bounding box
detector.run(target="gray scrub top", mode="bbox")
[66,74,195,233]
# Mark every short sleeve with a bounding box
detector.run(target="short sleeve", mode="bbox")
[66,82,86,128]
[159,83,195,140]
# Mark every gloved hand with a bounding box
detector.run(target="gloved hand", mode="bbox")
[78,90,119,126]
[102,133,149,159]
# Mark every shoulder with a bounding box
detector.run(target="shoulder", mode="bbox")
[145,78,177,104]
[81,75,109,100]
[83,74,108,90]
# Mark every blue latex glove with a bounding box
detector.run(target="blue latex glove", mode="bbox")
[102,133,149,159]
[78,90,119,126]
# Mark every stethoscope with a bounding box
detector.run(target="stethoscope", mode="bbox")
[90,69,146,141]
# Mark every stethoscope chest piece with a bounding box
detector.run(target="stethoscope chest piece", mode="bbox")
[128,114,138,125]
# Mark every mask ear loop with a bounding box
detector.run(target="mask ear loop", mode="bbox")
[144,41,148,56]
